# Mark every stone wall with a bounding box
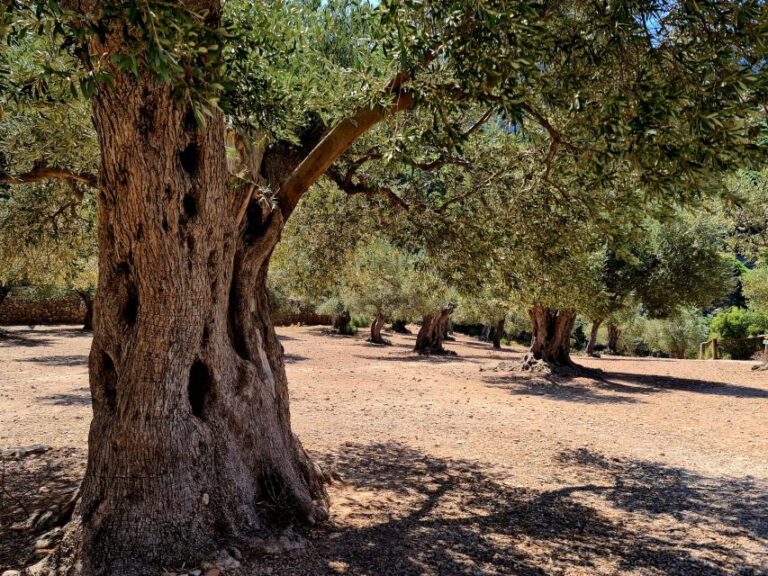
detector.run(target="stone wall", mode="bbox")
[272,312,334,327]
[0,293,86,326]
[0,294,332,327]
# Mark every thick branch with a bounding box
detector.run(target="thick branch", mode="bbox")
[343,149,471,179]
[521,104,598,154]
[0,164,98,188]
[328,169,409,211]
[277,73,414,216]
[463,108,494,138]
[411,156,471,171]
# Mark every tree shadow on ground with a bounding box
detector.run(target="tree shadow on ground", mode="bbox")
[459,339,521,354]
[246,441,768,575]
[0,448,83,569]
[556,448,768,540]
[481,365,768,404]
[35,388,91,406]
[480,372,646,404]
[2,327,86,339]
[0,331,53,348]
[0,327,88,349]
[5,443,766,575]
[603,371,768,399]
[353,352,467,364]
[19,355,88,367]
[376,340,414,351]
[277,333,302,342]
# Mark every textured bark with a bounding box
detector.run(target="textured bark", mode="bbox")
[77,291,94,331]
[0,284,9,309]
[333,310,352,335]
[391,319,409,333]
[444,319,455,341]
[586,318,602,356]
[492,318,505,350]
[607,323,621,354]
[31,40,326,576]
[521,305,577,369]
[368,313,387,344]
[414,305,455,354]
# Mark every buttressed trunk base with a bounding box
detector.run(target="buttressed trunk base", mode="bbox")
[492,318,505,350]
[333,310,352,335]
[414,305,456,355]
[369,314,388,344]
[77,291,94,331]
[520,305,577,371]
[586,318,602,356]
[607,323,621,354]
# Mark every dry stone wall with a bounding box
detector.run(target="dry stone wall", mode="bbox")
[0,294,86,326]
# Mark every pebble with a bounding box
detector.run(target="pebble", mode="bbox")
[2,571,21,576]
[204,570,220,576]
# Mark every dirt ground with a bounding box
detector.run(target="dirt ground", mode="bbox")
[1,325,766,575]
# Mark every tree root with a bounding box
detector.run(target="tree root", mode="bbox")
[752,362,768,371]
[414,347,457,356]
[498,356,604,380]
[289,433,331,525]
[17,441,332,576]
[24,516,83,576]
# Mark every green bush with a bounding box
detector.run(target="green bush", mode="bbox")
[642,310,708,359]
[571,317,588,350]
[709,307,768,340]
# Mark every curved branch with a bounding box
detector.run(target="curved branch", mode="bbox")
[411,156,472,171]
[462,108,494,138]
[343,149,471,177]
[277,73,415,217]
[327,168,409,211]
[0,164,98,188]
[521,104,597,155]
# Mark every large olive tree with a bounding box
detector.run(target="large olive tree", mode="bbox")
[1,1,766,574]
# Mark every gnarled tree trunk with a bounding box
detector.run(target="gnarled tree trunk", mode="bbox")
[443,319,455,341]
[521,305,577,370]
[0,284,10,309]
[414,305,455,355]
[492,318,505,350]
[368,313,387,344]
[333,310,352,335]
[33,56,326,576]
[586,318,602,356]
[607,323,621,354]
[391,319,409,333]
[76,290,94,331]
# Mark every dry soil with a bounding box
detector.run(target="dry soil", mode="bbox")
[1,325,766,575]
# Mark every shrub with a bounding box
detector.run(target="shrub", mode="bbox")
[743,264,768,315]
[571,317,588,350]
[709,307,768,340]
[643,310,708,359]
[351,314,370,330]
